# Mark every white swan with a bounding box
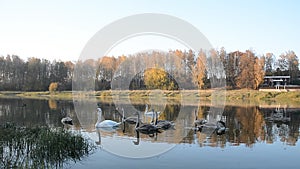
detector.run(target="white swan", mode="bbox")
[95,107,121,128]
[144,104,161,117]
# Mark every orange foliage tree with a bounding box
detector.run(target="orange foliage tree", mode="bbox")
[49,82,58,94]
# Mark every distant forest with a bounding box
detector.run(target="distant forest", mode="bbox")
[0,48,299,91]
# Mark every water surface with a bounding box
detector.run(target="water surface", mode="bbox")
[0,98,299,169]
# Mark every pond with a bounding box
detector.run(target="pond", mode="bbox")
[0,97,299,169]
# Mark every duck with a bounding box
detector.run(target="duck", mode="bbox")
[215,120,226,135]
[194,110,207,127]
[61,108,73,125]
[61,117,73,125]
[135,111,161,134]
[20,103,27,108]
[155,111,174,130]
[121,108,138,124]
[197,120,227,135]
[95,107,121,128]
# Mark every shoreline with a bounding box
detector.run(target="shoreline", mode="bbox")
[0,89,300,107]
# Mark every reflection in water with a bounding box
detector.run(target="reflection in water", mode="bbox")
[0,123,95,169]
[1,98,300,165]
[133,131,140,145]
[0,98,300,148]
[0,98,79,129]
[48,99,57,110]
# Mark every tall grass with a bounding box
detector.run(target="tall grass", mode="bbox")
[0,123,96,169]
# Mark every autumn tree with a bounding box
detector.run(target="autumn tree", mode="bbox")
[144,68,178,90]
[224,51,242,88]
[206,49,226,88]
[96,56,117,90]
[236,50,256,89]
[171,50,195,89]
[49,82,58,94]
[254,57,265,89]
[235,50,265,89]
[192,50,207,89]
[0,48,298,91]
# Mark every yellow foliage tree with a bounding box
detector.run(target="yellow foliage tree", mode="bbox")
[192,50,207,89]
[254,57,265,89]
[49,82,58,94]
[144,68,176,90]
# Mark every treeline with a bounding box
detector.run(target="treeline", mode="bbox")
[0,48,299,91]
[0,56,73,91]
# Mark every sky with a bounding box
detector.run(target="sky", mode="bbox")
[0,0,299,61]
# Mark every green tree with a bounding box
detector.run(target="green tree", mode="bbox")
[264,53,275,75]
[25,57,42,91]
[286,51,299,84]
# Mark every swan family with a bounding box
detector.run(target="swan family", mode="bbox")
[93,106,227,141]
[95,106,173,134]
[135,111,161,134]
[194,110,227,135]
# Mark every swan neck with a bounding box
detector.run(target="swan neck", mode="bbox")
[135,113,140,128]
[97,109,102,123]
[151,111,155,123]
[155,112,158,125]
[122,109,125,119]
[97,129,101,144]
[144,105,148,113]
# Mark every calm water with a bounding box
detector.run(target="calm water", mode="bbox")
[0,97,300,169]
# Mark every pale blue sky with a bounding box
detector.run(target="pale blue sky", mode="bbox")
[0,0,299,61]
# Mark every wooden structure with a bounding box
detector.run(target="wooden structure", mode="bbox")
[263,76,290,89]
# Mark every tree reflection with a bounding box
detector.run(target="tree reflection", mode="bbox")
[190,105,300,148]
[0,123,96,169]
[261,107,300,146]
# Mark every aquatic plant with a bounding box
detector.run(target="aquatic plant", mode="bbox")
[0,123,96,168]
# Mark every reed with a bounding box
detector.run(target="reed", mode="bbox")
[0,123,96,169]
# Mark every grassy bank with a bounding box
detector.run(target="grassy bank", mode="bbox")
[0,89,300,106]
